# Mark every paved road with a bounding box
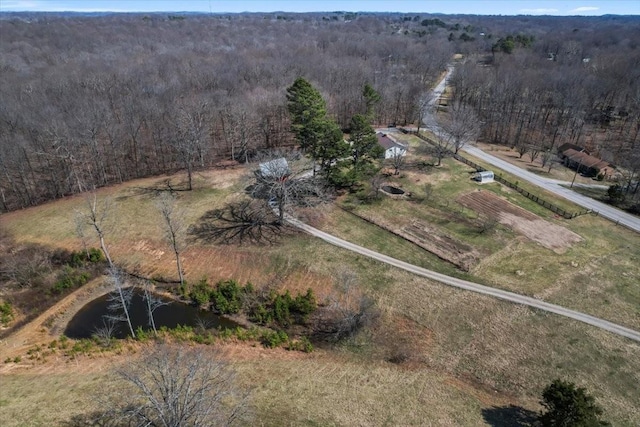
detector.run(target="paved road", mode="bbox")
[462,145,640,232]
[285,215,640,342]
[429,65,454,107]
[423,66,640,233]
[285,65,640,341]
[419,65,454,136]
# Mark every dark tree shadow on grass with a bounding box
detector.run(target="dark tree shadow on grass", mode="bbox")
[115,177,193,201]
[481,405,538,427]
[189,199,291,245]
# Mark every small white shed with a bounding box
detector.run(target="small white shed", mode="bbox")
[474,171,494,183]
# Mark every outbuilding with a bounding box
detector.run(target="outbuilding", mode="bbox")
[257,158,290,180]
[474,170,494,183]
[376,132,407,159]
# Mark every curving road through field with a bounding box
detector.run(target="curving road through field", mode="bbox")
[285,64,640,342]
[285,215,640,343]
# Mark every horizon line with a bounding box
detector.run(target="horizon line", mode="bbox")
[1,10,638,17]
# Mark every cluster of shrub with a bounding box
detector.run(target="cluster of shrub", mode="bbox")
[187,278,317,329]
[0,300,14,326]
[50,248,105,294]
[136,324,313,353]
[0,245,107,330]
[3,336,89,363]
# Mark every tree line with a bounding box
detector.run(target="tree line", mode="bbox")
[447,17,640,196]
[2,12,638,211]
[0,12,452,212]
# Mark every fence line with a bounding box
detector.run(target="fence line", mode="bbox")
[405,129,591,219]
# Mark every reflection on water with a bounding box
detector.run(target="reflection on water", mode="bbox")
[64,289,239,339]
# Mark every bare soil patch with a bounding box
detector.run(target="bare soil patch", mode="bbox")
[458,190,582,253]
[0,276,114,365]
[401,221,479,271]
[342,208,480,271]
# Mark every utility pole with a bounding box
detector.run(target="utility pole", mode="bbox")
[570,160,582,188]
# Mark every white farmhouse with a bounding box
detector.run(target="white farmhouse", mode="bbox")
[376,132,407,159]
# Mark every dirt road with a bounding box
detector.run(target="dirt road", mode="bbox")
[285,215,640,343]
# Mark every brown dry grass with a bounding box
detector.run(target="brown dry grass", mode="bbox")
[0,340,518,427]
[376,269,640,425]
[2,163,640,425]
[0,369,111,426]
[237,354,503,426]
[0,168,248,247]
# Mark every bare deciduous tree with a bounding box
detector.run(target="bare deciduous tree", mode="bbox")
[540,149,558,172]
[528,144,541,164]
[170,100,211,191]
[1,15,637,214]
[76,193,115,268]
[93,318,117,347]
[142,281,169,336]
[423,126,454,167]
[156,192,186,286]
[312,269,379,342]
[388,147,407,175]
[111,345,251,427]
[437,101,481,154]
[252,151,328,223]
[516,142,529,159]
[105,267,136,339]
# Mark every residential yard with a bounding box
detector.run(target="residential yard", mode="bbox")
[473,141,601,184]
[332,146,640,332]
[1,155,640,425]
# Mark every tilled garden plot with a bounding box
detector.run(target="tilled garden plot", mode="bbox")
[458,190,582,253]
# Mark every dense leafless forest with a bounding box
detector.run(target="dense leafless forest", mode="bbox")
[451,16,640,192]
[0,12,639,211]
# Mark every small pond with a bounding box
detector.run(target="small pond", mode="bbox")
[64,289,240,339]
[381,185,405,195]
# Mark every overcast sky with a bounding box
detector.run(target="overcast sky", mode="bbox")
[1,0,638,15]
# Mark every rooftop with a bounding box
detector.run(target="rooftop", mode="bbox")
[376,132,405,150]
[562,148,609,170]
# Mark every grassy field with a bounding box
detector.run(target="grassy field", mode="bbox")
[0,368,111,426]
[0,344,524,427]
[366,134,640,330]
[2,158,640,425]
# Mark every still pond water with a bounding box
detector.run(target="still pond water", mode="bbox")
[64,289,240,339]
